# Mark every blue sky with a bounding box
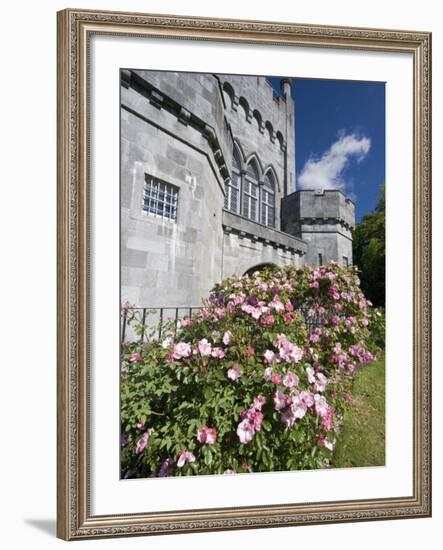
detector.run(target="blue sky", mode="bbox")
[267,77,385,222]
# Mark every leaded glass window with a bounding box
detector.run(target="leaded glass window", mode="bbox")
[242,161,259,222]
[261,172,275,227]
[224,148,241,214]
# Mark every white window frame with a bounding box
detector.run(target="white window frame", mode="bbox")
[261,173,275,227]
[224,164,241,214]
[242,165,259,222]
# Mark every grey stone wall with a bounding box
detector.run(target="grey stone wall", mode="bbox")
[120,69,356,313]
[121,73,227,307]
[221,210,306,277]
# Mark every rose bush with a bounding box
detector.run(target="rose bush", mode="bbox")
[120,262,376,478]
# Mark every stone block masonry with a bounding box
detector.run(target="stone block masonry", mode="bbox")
[120,70,356,310]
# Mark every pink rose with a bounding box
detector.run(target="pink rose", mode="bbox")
[300,390,315,407]
[290,394,308,420]
[197,426,217,445]
[284,313,294,323]
[306,366,316,384]
[237,418,255,444]
[227,363,241,381]
[321,405,334,431]
[172,342,192,359]
[283,371,299,389]
[314,394,329,417]
[277,336,303,364]
[273,390,287,411]
[261,314,275,325]
[135,431,151,455]
[252,395,267,410]
[198,338,212,357]
[270,298,284,313]
[130,352,141,363]
[263,366,273,382]
[314,372,328,393]
[161,336,173,349]
[211,347,225,359]
[177,450,195,468]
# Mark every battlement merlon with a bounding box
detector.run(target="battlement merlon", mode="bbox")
[280,189,356,267]
[281,189,355,232]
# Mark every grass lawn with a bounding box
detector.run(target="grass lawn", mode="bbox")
[332,356,385,468]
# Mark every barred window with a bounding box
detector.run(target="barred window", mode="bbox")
[261,172,275,227]
[142,175,178,221]
[242,161,259,222]
[224,148,241,214]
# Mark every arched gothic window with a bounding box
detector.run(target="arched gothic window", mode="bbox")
[224,144,278,229]
[261,172,276,227]
[242,160,259,222]
[224,147,241,214]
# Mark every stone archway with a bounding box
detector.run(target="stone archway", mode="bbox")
[243,263,278,277]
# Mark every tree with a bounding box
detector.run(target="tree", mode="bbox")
[352,184,385,307]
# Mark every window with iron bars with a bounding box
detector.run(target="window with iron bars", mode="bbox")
[142,174,179,222]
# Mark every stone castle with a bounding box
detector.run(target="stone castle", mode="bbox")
[121,70,355,308]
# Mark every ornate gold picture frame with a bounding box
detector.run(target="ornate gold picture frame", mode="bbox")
[57,8,431,540]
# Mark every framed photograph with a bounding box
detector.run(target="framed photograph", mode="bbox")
[57,8,431,540]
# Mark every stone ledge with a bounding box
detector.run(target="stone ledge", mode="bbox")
[222,210,307,255]
[299,217,355,230]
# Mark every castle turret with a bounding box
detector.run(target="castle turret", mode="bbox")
[281,189,355,267]
[280,78,295,198]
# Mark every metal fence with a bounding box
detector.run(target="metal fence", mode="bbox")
[121,305,327,345]
[121,306,202,344]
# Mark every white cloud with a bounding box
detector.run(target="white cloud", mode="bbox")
[297,132,371,192]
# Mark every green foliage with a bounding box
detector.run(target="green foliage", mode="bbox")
[120,263,377,478]
[366,307,385,354]
[353,183,385,307]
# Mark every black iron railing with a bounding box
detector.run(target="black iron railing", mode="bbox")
[121,306,202,344]
[121,305,327,345]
